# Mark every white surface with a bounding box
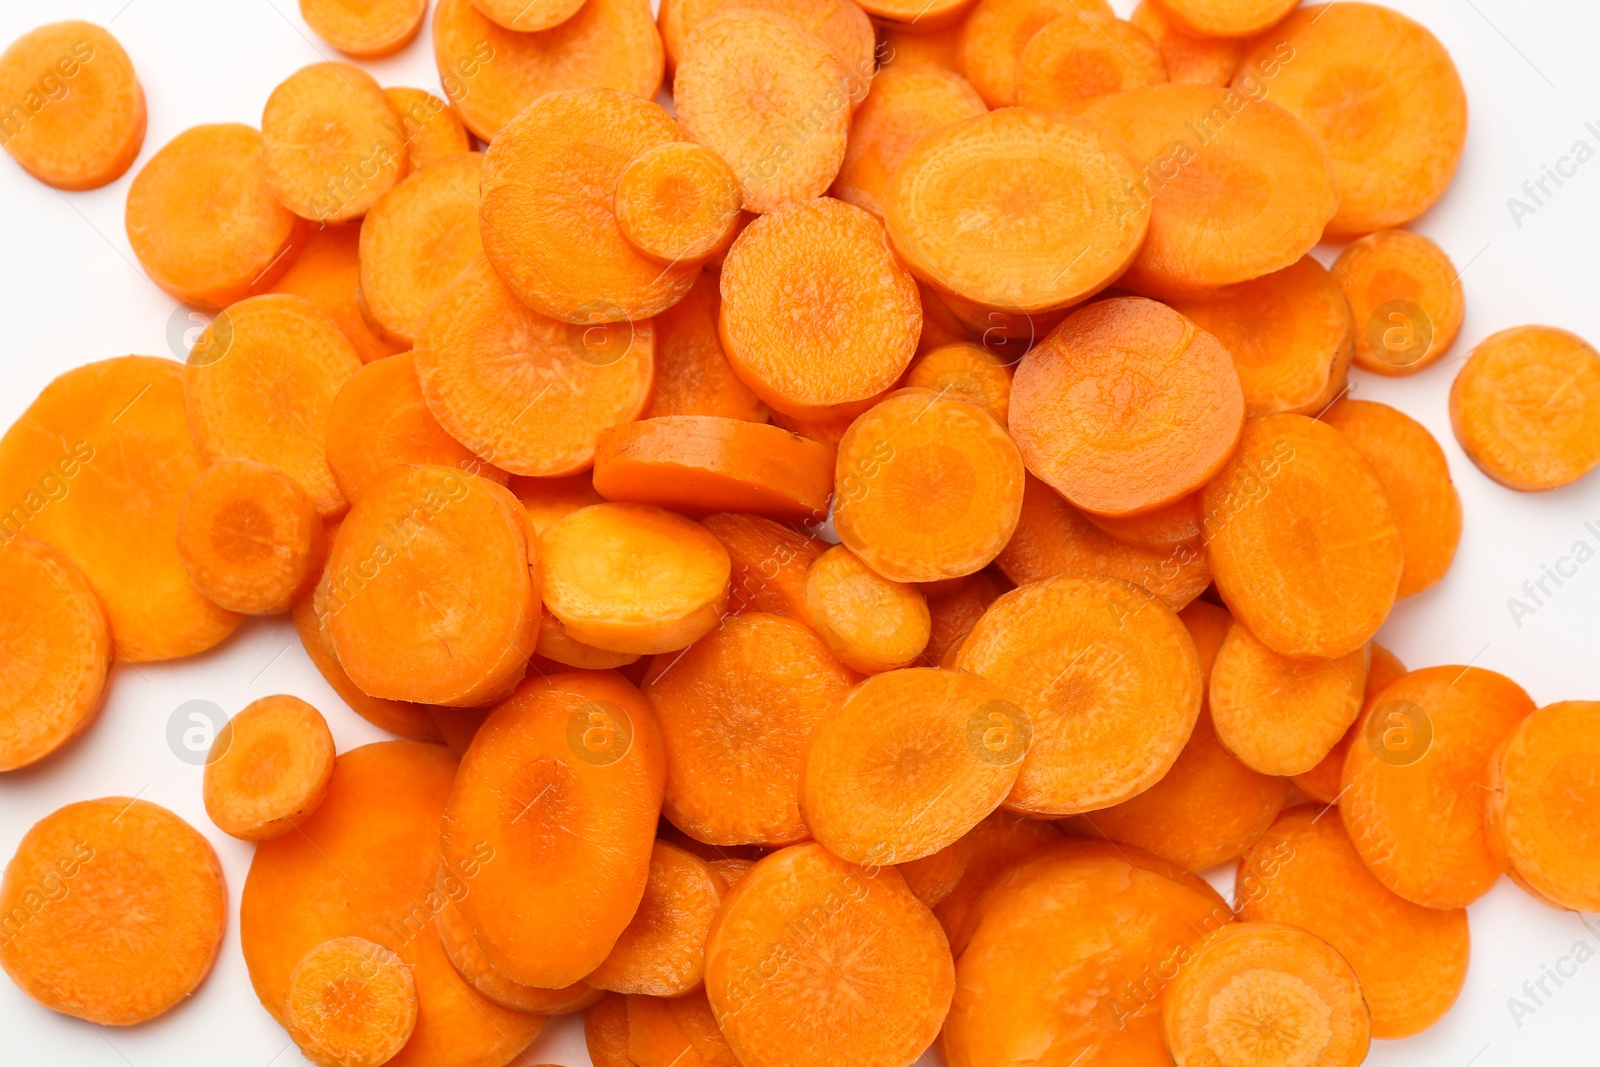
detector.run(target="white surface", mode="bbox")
[1,0,1598,1064]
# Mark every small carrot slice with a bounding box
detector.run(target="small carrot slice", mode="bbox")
[643,273,767,422]
[1081,491,1201,550]
[1291,641,1406,804]
[924,569,1002,668]
[284,937,417,1067]
[594,417,834,523]
[803,545,931,673]
[1449,325,1600,492]
[701,512,824,620]
[902,342,1012,426]
[958,0,1114,106]
[301,0,426,58]
[1017,12,1166,111]
[126,124,303,306]
[1152,0,1295,36]
[588,841,726,996]
[0,798,225,1025]
[469,0,586,31]
[542,503,730,655]
[586,993,632,1067]
[1129,1,1241,86]
[0,537,110,771]
[511,473,606,536]
[269,223,400,364]
[536,614,641,671]
[386,88,471,168]
[1335,229,1464,376]
[261,62,408,223]
[1011,296,1244,517]
[203,695,335,842]
[955,572,1202,815]
[0,21,145,190]
[177,458,322,615]
[1202,413,1402,660]
[614,142,742,264]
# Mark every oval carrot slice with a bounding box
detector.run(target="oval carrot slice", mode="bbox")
[386,87,471,169]
[537,614,641,671]
[594,417,834,523]
[1081,491,1201,550]
[956,573,1202,815]
[1335,229,1464,376]
[285,936,418,1067]
[588,840,726,996]
[1154,0,1295,36]
[924,569,1002,668]
[704,843,952,1067]
[643,273,767,422]
[292,587,443,742]
[614,142,742,264]
[126,124,303,306]
[1291,641,1406,804]
[1011,296,1244,517]
[511,472,606,536]
[1202,413,1402,660]
[803,545,930,673]
[269,223,400,364]
[204,694,335,843]
[301,0,426,58]
[959,0,1114,106]
[701,512,824,620]
[415,256,654,477]
[0,797,225,1025]
[441,671,664,988]
[0,21,144,190]
[177,458,322,615]
[1017,12,1166,111]
[902,342,1012,427]
[1129,1,1242,86]
[469,0,586,31]
[1449,325,1600,492]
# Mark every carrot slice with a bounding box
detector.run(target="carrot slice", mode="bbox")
[931,809,1063,952]
[594,417,834,522]
[902,342,1012,427]
[176,458,322,615]
[1082,491,1201,550]
[1335,229,1464,376]
[924,569,1002,668]
[704,843,952,1067]
[588,841,726,996]
[1202,413,1402,660]
[285,936,418,1067]
[1341,665,1535,909]
[958,0,1114,106]
[542,503,729,655]
[880,24,967,77]
[0,356,240,661]
[358,152,484,348]
[701,512,824,620]
[1449,325,1600,492]
[1291,641,1405,804]
[662,0,876,89]
[301,0,426,58]
[203,694,335,842]
[415,256,654,477]
[1237,806,1468,1039]
[1152,0,1294,36]
[126,124,303,306]
[1017,12,1166,110]
[803,545,931,673]
[642,273,767,422]
[628,990,740,1067]
[885,107,1146,313]
[0,798,225,1025]
[613,142,742,264]
[955,572,1202,815]
[897,834,972,907]
[586,993,632,1067]
[441,671,665,988]
[1170,255,1354,418]
[0,21,144,190]
[643,612,856,845]
[470,0,586,31]
[386,88,471,168]
[261,62,408,223]
[269,223,400,364]
[511,473,606,536]
[536,614,641,671]
[1129,1,1241,86]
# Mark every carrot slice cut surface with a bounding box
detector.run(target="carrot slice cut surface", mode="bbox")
[284,936,418,1067]
[203,694,336,842]
[1335,229,1464,376]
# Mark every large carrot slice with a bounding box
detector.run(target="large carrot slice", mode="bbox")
[301,0,427,58]
[386,87,470,169]
[803,544,930,673]
[958,0,1114,106]
[1335,229,1464,376]
[642,273,767,422]
[291,589,443,742]
[587,840,726,996]
[268,223,400,364]
[701,512,823,620]
[284,936,418,1067]
[1016,12,1167,111]
[1129,2,1242,86]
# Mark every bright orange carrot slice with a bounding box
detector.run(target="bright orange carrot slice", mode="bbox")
[1129,1,1242,86]
[292,587,443,742]
[1335,229,1464,376]
[269,223,400,364]
[176,458,323,615]
[643,273,768,422]
[803,545,930,673]
[536,614,641,671]
[1016,12,1167,110]
[284,936,418,1067]
[701,512,824,621]
[902,342,1013,427]
[386,87,471,168]
[958,0,1115,107]
[588,841,726,996]
[301,0,427,58]
[613,142,742,264]
[203,694,335,842]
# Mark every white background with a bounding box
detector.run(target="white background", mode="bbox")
[1,0,1598,1064]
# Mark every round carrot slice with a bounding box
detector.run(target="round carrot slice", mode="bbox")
[536,614,640,671]
[269,223,400,364]
[1082,491,1201,550]
[186,294,363,517]
[285,936,418,1067]
[1202,413,1402,660]
[1291,641,1406,804]
[614,142,742,264]
[1449,325,1600,492]
[1154,0,1295,37]
[441,671,665,988]
[511,473,605,536]
[1165,922,1371,1067]
[358,152,484,347]
[386,88,470,169]
[1170,255,1354,418]
[1237,3,1466,236]
[0,21,144,190]
[203,694,335,842]
[0,537,109,771]
[886,107,1146,313]
[470,0,586,31]
[1011,297,1244,517]
[643,611,856,845]
[719,198,920,415]
[1129,1,1242,86]
[261,62,408,223]
[924,570,1002,668]
[0,797,225,1025]
[1237,806,1468,1039]
[177,458,322,615]
[643,273,767,422]
[959,0,1114,107]
[1341,665,1534,910]
[903,342,1012,427]
[803,545,930,673]
[291,589,443,742]
[1488,701,1600,912]
[701,512,823,621]
[415,256,654,477]
[662,0,877,88]
[588,841,726,996]
[301,0,426,58]
[126,124,303,306]
[1335,229,1464,376]
[542,503,730,655]
[955,573,1202,815]
[704,843,952,1067]
[1017,12,1166,111]
[594,417,834,523]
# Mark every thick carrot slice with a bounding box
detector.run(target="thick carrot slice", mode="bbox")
[1165,922,1371,1067]
[1082,491,1201,550]
[1291,641,1405,804]
[536,614,640,670]
[955,573,1202,815]
[856,0,972,29]
[432,0,663,143]
[441,671,664,988]
[924,568,1002,668]
[1202,413,1402,660]
[292,588,443,742]
[0,798,225,1025]
[1017,12,1166,110]
[0,356,239,660]
[1129,1,1241,86]
[242,742,546,1066]
[511,472,605,535]
[1341,665,1534,909]
[902,342,1012,426]
[1011,297,1243,517]
[832,64,987,219]
[1170,255,1354,418]
[643,612,856,845]
[301,0,426,58]
[588,841,726,996]
[586,993,632,1067]
[261,62,408,223]
[358,152,484,347]
[470,0,586,31]
[958,0,1113,106]
[269,223,400,364]
[1237,806,1468,1039]
[1335,229,1464,376]
[931,809,1063,951]
[0,21,144,190]
[415,256,654,476]
[203,695,335,841]
[126,124,303,306]
[1239,4,1466,236]
[1152,0,1294,36]
[704,843,952,1067]
[662,0,876,89]
[386,88,470,168]
[885,107,1146,313]
[642,273,767,422]
[594,417,834,522]
[613,142,741,264]
[719,198,920,415]
[1449,325,1600,492]
[1488,701,1600,912]
[701,512,823,620]
[628,990,740,1067]
[542,503,729,655]
[177,458,322,615]
[284,936,417,1067]
[803,545,930,673]
[186,294,363,517]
